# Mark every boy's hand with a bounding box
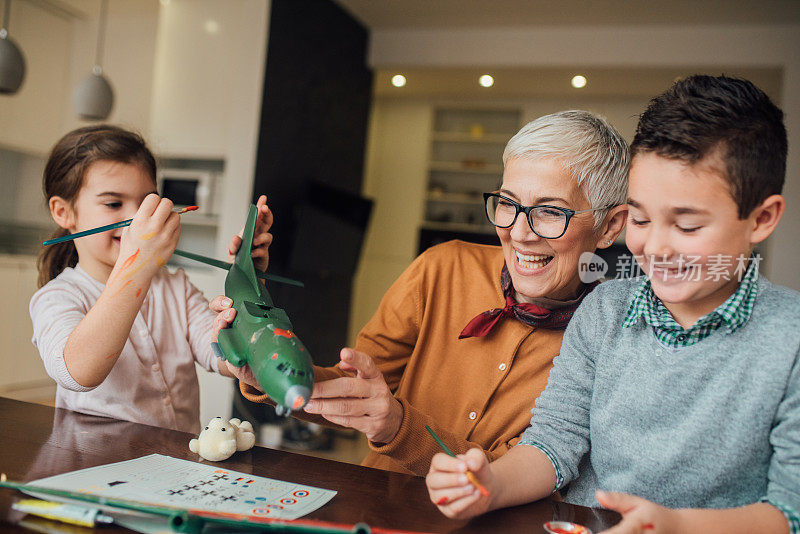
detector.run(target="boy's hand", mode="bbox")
[426,448,493,519]
[597,491,681,533]
[112,194,180,286]
[227,195,273,272]
[208,295,262,391]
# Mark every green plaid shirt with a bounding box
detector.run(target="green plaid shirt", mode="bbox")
[767,500,800,534]
[622,258,759,348]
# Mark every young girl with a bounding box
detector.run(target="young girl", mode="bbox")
[29,125,272,433]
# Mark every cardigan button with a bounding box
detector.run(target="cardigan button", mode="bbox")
[468,411,477,420]
[498,363,507,371]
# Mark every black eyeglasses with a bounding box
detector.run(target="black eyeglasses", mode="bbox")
[484,192,613,239]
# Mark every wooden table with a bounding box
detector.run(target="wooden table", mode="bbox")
[0,397,620,533]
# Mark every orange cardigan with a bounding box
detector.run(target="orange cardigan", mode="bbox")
[241,240,564,476]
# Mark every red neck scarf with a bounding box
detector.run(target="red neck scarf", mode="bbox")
[459,265,598,339]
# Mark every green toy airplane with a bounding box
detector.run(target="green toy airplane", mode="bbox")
[174,204,313,416]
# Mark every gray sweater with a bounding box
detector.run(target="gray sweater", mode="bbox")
[519,276,800,514]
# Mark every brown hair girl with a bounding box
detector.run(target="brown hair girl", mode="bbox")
[38,125,157,287]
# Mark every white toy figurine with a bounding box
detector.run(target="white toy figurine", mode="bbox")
[189,417,256,461]
[229,418,256,451]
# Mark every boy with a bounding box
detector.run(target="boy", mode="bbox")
[425,75,800,533]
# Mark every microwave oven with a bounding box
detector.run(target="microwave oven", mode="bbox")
[157,169,214,215]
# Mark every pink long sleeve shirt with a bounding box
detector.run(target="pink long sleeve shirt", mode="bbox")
[29,264,221,433]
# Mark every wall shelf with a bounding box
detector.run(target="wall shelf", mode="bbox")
[426,192,484,205]
[429,161,503,174]
[421,221,496,235]
[431,132,513,144]
[419,107,521,253]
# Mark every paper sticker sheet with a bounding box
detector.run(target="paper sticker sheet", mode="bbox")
[29,454,336,520]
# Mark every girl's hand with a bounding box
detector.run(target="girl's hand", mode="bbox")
[426,448,493,519]
[113,194,180,285]
[597,491,681,533]
[208,295,262,391]
[302,348,403,444]
[227,195,273,272]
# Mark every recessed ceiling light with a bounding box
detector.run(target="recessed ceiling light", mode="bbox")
[391,74,406,88]
[204,20,220,34]
[571,75,587,89]
[479,74,494,88]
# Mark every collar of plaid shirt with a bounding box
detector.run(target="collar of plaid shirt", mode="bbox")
[622,257,760,347]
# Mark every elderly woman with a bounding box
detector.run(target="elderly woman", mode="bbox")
[214,110,629,476]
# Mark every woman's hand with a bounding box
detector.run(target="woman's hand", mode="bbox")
[112,194,180,285]
[303,348,403,444]
[426,448,494,519]
[597,491,681,533]
[207,295,262,390]
[227,194,273,272]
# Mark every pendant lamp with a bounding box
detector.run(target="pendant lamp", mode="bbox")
[0,0,26,94]
[73,0,113,120]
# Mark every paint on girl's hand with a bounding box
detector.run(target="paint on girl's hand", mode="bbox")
[109,248,141,284]
[136,288,142,298]
[139,232,156,240]
[120,259,147,280]
[642,524,655,531]
[121,252,160,280]
[111,279,132,297]
[121,249,140,270]
[436,497,449,506]
[105,352,118,359]
[156,256,166,267]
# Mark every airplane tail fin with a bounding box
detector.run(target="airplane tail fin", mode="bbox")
[234,204,259,289]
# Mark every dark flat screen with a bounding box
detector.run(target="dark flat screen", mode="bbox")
[161,179,198,206]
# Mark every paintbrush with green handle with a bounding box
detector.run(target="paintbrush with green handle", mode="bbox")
[41,205,304,288]
[425,425,490,497]
[42,206,199,246]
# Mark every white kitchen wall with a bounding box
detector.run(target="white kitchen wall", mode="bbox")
[521,98,647,142]
[59,0,160,137]
[150,0,270,259]
[0,1,74,155]
[149,0,248,158]
[0,1,160,155]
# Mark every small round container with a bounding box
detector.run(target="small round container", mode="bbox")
[543,521,593,534]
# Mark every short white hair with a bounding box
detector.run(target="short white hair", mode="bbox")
[503,110,630,227]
